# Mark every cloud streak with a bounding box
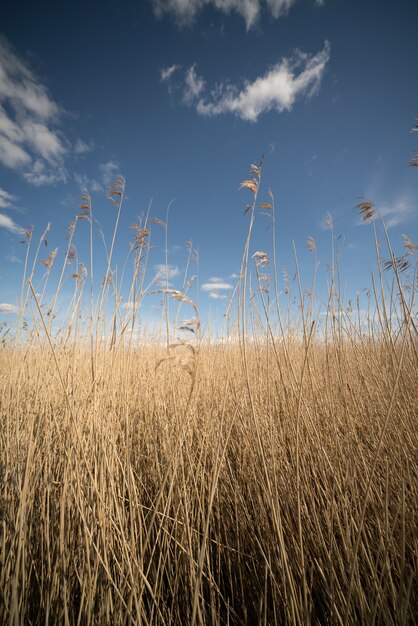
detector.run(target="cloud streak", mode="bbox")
[201,282,231,291]
[378,197,415,229]
[0,187,16,209]
[202,279,231,300]
[164,42,330,121]
[0,213,24,235]
[153,0,325,29]
[0,303,19,314]
[74,138,91,155]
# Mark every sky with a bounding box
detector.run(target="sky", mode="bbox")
[0,0,417,333]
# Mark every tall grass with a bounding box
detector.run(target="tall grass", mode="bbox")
[0,157,417,625]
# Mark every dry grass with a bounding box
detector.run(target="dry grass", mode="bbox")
[0,160,417,625]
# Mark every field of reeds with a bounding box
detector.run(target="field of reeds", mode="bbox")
[0,156,417,625]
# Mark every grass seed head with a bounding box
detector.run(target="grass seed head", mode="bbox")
[356,197,376,222]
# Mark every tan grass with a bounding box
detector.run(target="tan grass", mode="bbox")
[0,157,417,625]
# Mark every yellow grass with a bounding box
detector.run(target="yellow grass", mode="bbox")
[0,164,417,624]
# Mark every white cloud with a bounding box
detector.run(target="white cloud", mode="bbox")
[161,64,181,82]
[266,0,298,18]
[208,276,224,282]
[163,42,330,121]
[202,277,234,301]
[379,197,415,229]
[90,179,104,193]
[0,105,24,142]
[74,172,91,189]
[74,161,120,194]
[0,186,16,209]
[183,64,206,103]
[22,119,65,164]
[73,138,91,154]
[154,264,181,279]
[152,0,324,29]
[0,303,19,314]
[201,282,231,291]
[99,160,120,186]
[74,172,103,194]
[0,36,87,186]
[23,157,66,186]
[0,213,24,235]
[0,41,58,119]
[0,134,32,168]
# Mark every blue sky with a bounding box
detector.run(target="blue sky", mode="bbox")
[0,0,417,331]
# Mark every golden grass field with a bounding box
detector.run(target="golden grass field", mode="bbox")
[0,161,417,624]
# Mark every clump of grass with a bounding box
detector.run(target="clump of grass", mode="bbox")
[0,142,417,625]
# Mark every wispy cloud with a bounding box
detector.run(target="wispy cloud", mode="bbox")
[74,160,120,194]
[163,42,330,121]
[99,160,121,186]
[202,281,231,292]
[183,64,206,103]
[0,187,16,209]
[0,36,68,185]
[0,213,24,235]
[202,276,234,300]
[0,303,19,314]
[73,138,91,154]
[379,197,415,229]
[160,64,181,82]
[74,172,103,193]
[154,264,181,280]
[153,0,325,30]
[266,0,301,18]
[23,158,66,186]
[207,276,224,283]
